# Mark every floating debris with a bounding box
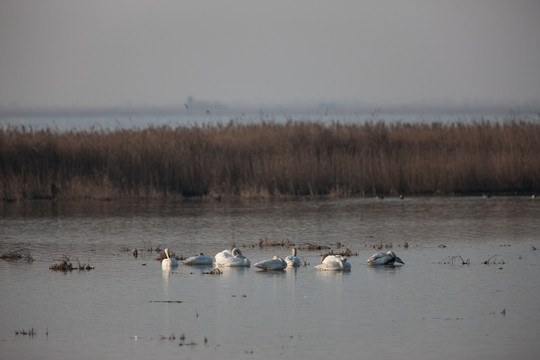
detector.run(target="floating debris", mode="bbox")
[15,328,36,337]
[76,259,94,271]
[1,248,33,263]
[202,268,222,275]
[179,341,197,347]
[258,237,294,248]
[531,245,537,251]
[149,300,183,303]
[159,333,176,341]
[298,243,330,251]
[321,248,358,258]
[49,255,93,271]
[155,250,183,262]
[49,259,74,271]
[371,242,394,250]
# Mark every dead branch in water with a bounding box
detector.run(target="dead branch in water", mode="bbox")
[483,255,505,265]
[439,255,470,266]
[202,268,222,275]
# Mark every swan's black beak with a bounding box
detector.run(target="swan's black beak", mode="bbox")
[396,257,404,264]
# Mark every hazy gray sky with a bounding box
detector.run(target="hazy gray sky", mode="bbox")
[1,0,539,110]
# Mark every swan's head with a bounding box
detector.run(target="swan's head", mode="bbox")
[164,249,170,259]
[232,248,244,258]
[387,250,404,264]
[291,248,297,257]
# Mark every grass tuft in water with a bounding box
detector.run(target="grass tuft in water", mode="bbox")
[15,328,36,337]
[440,255,470,266]
[49,255,94,271]
[1,248,33,262]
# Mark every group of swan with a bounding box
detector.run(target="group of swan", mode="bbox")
[313,250,404,271]
[161,247,403,271]
[253,248,303,270]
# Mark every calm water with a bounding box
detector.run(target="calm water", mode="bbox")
[1,196,539,359]
[2,109,537,132]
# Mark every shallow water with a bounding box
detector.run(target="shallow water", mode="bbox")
[1,196,540,359]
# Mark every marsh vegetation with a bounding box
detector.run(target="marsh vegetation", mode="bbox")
[1,120,539,201]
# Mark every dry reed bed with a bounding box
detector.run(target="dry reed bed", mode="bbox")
[1,120,539,201]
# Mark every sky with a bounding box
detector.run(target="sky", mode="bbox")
[0,0,539,111]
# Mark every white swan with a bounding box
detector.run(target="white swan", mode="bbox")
[367,250,404,265]
[255,256,287,271]
[285,248,301,267]
[214,248,250,267]
[315,254,351,271]
[161,248,179,269]
[183,253,213,266]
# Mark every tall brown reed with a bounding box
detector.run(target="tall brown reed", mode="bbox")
[1,120,539,201]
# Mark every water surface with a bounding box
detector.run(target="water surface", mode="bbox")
[1,196,539,359]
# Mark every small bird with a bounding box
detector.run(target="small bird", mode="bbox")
[161,248,179,269]
[366,250,404,266]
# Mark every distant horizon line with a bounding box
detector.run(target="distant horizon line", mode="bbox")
[1,100,538,117]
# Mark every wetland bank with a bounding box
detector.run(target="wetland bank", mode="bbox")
[1,119,539,202]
